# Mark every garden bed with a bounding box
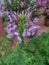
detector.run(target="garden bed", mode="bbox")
[0,0,49,65]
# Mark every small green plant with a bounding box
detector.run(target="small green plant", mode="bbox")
[18,13,26,36]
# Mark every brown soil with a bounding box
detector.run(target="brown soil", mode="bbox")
[36,15,49,36]
[0,50,6,56]
[0,18,5,46]
[0,18,5,37]
[37,26,49,36]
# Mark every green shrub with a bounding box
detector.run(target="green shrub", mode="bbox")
[0,32,49,65]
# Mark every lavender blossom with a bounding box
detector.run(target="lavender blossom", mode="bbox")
[14,32,19,36]
[33,17,39,23]
[42,0,47,7]
[0,12,4,17]
[6,10,10,15]
[36,0,42,7]
[22,29,27,37]
[29,26,39,32]
[5,23,17,33]
[20,1,26,8]
[28,11,33,18]
[7,33,14,39]
[27,31,30,36]
[36,0,47,7]
[8,15,13,22]
[22,25,39,37]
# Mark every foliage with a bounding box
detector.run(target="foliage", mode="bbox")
[3,13,8,26]
[18,13,26,36]
[0,36,10,51]
[0,32,49,65]
[4,0,31,11]
[28,0,36,11]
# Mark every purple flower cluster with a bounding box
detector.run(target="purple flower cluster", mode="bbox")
[5,11,21,43]
[22,26,39,37]
[22,17,39,37]
[4,10,39,43]
[36,0,48,7]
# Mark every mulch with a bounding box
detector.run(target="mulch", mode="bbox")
[0,18,5,37]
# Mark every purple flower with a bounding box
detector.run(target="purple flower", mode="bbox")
[41,1,47,7]
[22,29,30,37]
[8,15,13,22]
[5,22,17,33]
[14,32,19,36]
[27,31,30,36]
[20,1,26,8]
[31,26,39,31]
[0,12,4,17]
[17,36,22,43]
[29,22,35,26]
[7,33,14,39]
[0,3,4,11]
[22,29,27,37]
[33,17,39,23]
[36,0,47,7]
[5,24,12,33]
[0,4,2,10]
[36,0,42,7]
[6,10,10,15]
[28,11,33,18]
[28,26,39,35]
[6,28,12,33]
[22,25,39,37]
[10,25,17,30]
